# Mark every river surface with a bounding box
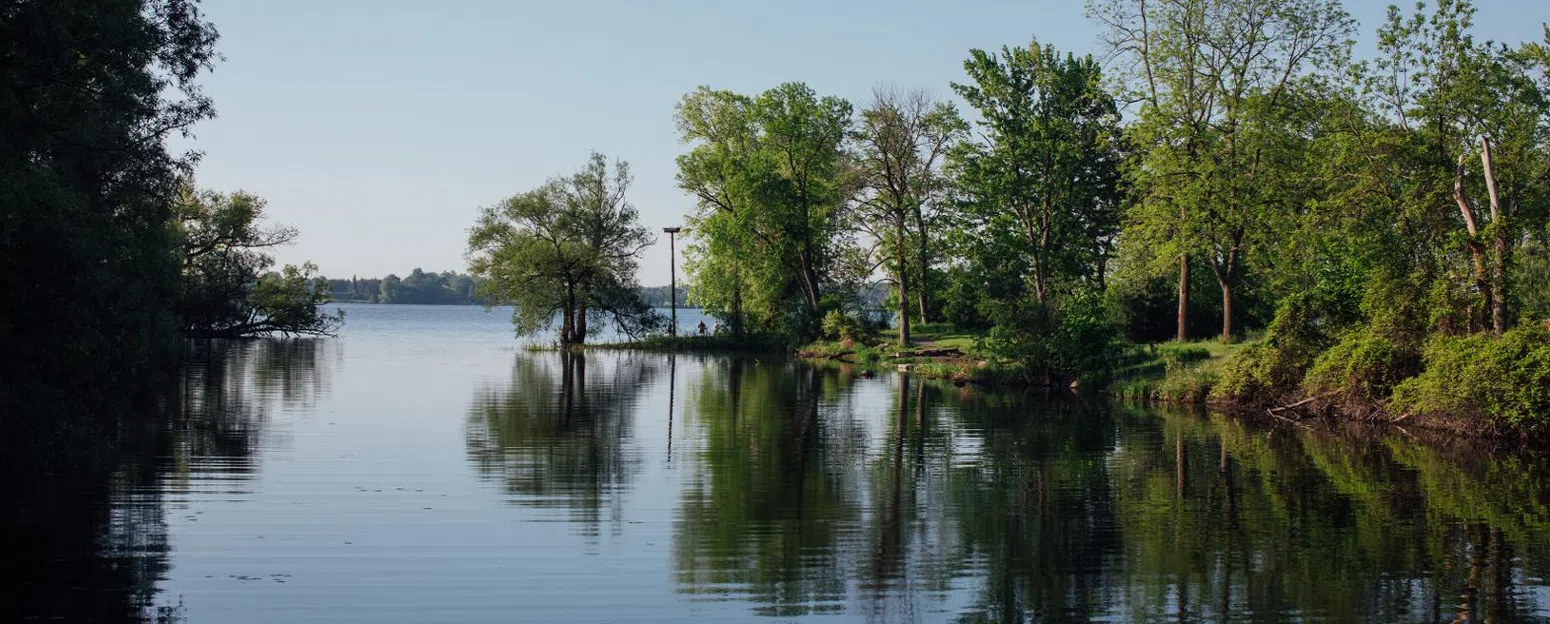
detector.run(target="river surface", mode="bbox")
[10,303,1550,622]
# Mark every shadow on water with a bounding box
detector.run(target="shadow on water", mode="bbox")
[0,339,334,623]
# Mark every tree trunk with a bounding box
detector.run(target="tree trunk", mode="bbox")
[1219,279,1234,344]
[914,211,930,322]
[797,246,821,319]
[1456,152,1494,333]
[896,215,910,346]
[1480,137,1510,336]
[561,282,576,346]
[573,302,588,345]
[1177,254,1190,342]
[730,278,745,339]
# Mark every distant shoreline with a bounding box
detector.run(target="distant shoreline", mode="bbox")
[329,299,703,310]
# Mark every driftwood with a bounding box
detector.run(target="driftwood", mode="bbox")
[1266,395,1320,414]
[1266,409,1312,429]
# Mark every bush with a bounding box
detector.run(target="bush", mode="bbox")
[1211,299,1327,404]
[1391,325,1550,429]
[979,289,1123,384]
[1303,329,1418,405]
[820,310,862,342]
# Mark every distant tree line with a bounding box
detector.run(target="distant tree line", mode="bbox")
[327,269,485,305]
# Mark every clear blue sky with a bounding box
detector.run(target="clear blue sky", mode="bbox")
[178,0,1546,286]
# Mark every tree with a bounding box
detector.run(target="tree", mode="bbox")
[468,153,661,346]
[675,84,852,339]
[949,40,1124,308]
[176,185,341,338]
[2,0,219,415]
[1092,0,1355,342]
[850,87,967,344]
[1380,0,1550,336]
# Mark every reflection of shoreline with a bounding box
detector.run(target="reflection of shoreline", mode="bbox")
[2,337,336,623]
[667,356,1550,621]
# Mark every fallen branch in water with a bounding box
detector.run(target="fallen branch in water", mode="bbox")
[1266,392,1334,415]
[1267,409,1313,429]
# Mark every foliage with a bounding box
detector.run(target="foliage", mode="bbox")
[176,186,340,338]
[978,289,1123,384]
[1391,325,1550,429]
[1158,346,1211,369]
[675,84,852,339]
[950,39,1123,307]
[1,0,219,418]
[377,269,482,304]
[819,310,863,342]
[468,153,663,345]
[1303,329,1419,406]
[1211,299,1328,403]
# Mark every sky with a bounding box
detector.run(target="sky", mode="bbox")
[176,0,1547,287]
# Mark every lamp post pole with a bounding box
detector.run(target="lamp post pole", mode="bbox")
[664,227,681,336]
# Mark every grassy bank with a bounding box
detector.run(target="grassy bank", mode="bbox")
[534,334,785,354]
[1111,338,1258,404]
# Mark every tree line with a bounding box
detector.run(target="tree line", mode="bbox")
[470,0,1550,423]
[665,0,1550,422]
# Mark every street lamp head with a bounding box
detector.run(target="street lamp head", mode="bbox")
[663,226,682,234]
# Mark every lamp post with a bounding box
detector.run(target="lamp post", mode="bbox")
[663,227,681,336]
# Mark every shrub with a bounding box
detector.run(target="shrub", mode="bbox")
[1157,368,1219,403]
[979,289,1123,384]
[820,310,862,342]
[1211,299,1327,404]
[1303,328,1418,405]
[1391,325,1550,429]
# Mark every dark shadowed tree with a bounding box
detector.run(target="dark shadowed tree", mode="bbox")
[177,185,341,338]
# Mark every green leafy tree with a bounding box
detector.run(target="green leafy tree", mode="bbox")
[950,40,1124,307]
[176,185,341,338]
[2,0,219,416]
[1092,0,1355,342]
[675,84,852,339]
[468,153,661,345]
[850,87,967,344]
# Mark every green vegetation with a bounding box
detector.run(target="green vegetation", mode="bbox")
[467,152,662,346]
[658,0,1550,432]
[176,185,341,338]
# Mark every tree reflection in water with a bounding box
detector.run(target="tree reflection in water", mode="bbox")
[666,359,1550,622]
[0,338,332,623]
[465,351,662,532]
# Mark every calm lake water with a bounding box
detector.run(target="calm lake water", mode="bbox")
[11,303,1550,622]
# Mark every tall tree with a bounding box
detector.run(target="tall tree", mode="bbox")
[851,86,967,344]
[675,83,852,337]
[1092,0,1354,342]
[950,40,1124,307]
[1,0,219,415]
[468,153,661,345]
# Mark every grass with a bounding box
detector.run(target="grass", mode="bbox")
[1111,335,1260,403]
[537,334,784,354]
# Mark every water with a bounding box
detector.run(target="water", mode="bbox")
[9,303,1550,622]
